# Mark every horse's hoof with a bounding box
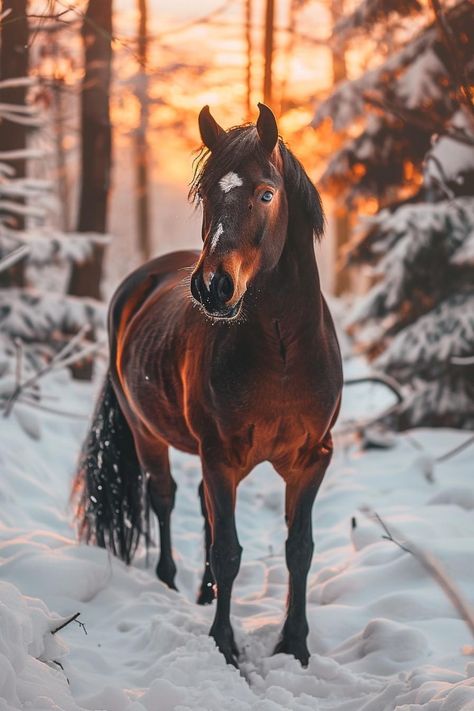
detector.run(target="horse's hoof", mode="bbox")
[156,561,178,591]
[197,583,215,605]
[273,636,310,667]
[210,627,240,668]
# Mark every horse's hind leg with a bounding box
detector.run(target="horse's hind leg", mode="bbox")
[197,480,215,605]
[274,436,333,666]
[136,438,178,590]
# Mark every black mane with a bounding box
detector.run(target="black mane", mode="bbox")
[189,125,325,240]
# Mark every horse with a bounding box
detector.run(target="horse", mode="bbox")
[74,103,343,668]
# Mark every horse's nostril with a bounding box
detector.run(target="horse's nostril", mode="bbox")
[191,272,206,304]
[213,272,234,304]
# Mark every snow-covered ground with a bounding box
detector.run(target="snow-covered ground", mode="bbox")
[1,364,473,710]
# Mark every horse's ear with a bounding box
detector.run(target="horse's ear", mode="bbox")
[256,103,278,154]
[198,105,224,151]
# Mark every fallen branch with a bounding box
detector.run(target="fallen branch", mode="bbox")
[51,612,87,636]
[344,374,404,404]
[3,327,105,418]
[361,507,474,638]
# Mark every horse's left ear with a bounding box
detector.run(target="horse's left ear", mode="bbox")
[256,103,278,154]
[199,105,225,151]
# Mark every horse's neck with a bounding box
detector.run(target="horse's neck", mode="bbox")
[258,218,322,323]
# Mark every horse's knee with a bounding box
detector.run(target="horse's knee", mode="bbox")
[211,539,242,583]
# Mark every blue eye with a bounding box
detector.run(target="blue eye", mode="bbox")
[261,190,274,202]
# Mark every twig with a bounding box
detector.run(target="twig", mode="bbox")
[436,434,474,463]
[344,374,404,404]
[451,355,474,365]
[51,612,87,635]
[8,396,91,420]
[13,338,23,391]
[405,432,474,463]
[0,245,30,273]
[3,335,104,418]
[361,507,474,638]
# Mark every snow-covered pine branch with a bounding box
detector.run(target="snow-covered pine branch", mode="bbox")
[347,197,474,327]
[0,289,106,344]
[375,291,474,377]
[313,0,473,204]
[0,229,109,267]
[334,0,421,38]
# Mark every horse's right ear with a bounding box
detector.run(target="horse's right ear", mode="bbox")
[198,106,225,151]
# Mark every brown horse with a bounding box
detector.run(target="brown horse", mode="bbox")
[74,103,343,668]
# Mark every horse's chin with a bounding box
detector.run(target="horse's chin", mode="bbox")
[202,296,244,322]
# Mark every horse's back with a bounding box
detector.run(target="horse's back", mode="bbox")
[108,250,199,354]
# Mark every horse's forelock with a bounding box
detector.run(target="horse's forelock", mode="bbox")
[189,124,325,241]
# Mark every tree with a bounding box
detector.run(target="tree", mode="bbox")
[0,0,28,285]
[134,0,151,262]
[0,77,106,425]
[68,0,113,301]
[313,0,474,428]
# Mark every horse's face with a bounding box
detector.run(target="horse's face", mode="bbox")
[190,104,288,320]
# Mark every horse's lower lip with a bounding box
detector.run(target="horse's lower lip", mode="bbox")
[204,297,243,320]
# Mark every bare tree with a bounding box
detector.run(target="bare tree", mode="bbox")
[263,0,274,107]
[135,0,151,261]
[330,0,351,295]
[0,0,28,286]
[68,0,112,300]
[245,0,253,120]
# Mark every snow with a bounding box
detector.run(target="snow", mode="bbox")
[1,364,473,710]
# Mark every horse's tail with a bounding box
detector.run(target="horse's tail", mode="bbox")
[72,372,148,564]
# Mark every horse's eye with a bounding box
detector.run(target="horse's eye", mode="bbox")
[261,190,274,203]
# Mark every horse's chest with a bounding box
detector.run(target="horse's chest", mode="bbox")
[208,353,334,466]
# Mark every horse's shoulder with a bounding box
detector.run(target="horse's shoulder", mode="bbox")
[108,250,199,336]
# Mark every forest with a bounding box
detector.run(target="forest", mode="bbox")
[0,1,473,709]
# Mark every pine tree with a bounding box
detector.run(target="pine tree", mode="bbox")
[0,77,106,422]
[313,0,474,428]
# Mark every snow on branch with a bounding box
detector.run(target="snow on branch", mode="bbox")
[334,0,421,37]
[375,291,474,376]
[347,197,474,325]
[0,230,110,267]
[0,288,106,343]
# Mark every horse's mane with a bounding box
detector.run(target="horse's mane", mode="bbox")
[189,125,325,240]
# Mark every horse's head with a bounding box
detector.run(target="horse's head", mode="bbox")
[190,103,292,320]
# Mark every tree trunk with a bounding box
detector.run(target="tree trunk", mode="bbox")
[135,0,151,262]
[0,0,28,286]
[330,0,351,296]
[245,0,252,120]
[68,0,112,300]
[263,0,274,107]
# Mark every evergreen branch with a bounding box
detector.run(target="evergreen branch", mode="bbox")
[364,93,474,146]
[429,0,474,119]
[451,355,474,365]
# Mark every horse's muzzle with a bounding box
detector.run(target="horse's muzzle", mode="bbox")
[191,269,242,319]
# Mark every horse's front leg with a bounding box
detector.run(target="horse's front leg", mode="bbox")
[274,436,333,666]
[201,455,242,667]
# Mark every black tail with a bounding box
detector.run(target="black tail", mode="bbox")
[73,372,148,564]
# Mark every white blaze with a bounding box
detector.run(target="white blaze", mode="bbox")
[219,171,243,193]
[210,222,224,253]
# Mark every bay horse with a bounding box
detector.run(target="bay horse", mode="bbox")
[74,103,343,668]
